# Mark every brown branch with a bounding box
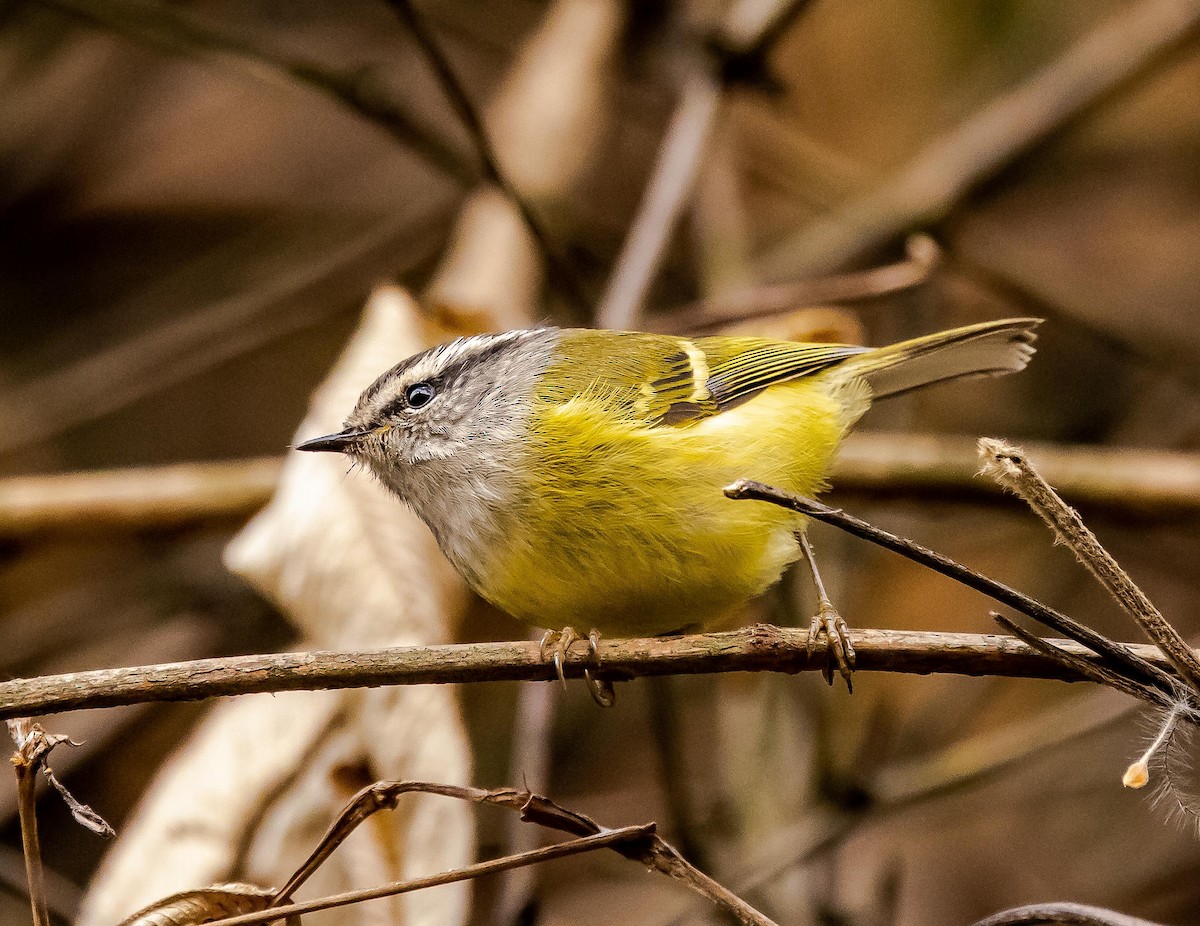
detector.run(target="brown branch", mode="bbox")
[990,613,1173,710]
[595,0,819,329]
[219,780,777,926]
[833,432,1200,517]
[7,435,1199,538]
[206,826,657,926]
[0,627,1193,721]
[8,721,51,926]
[39,0,475,183]
[980,438,1200,694]
[652,234,941,333]
[724,480,1179,696]
[755,0,1200,280]
[596,67,723,329]
[385,0,592,317]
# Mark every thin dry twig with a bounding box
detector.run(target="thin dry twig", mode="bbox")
[9,720,52,926]
[206,827,656,926]
[990,613,1174,710]
[198,780,778,926]
[755,0,1200,280]
[8,719,114,926]
[596,0,817,329]
[968,902,1167,926]
[40,0,474,181]
[979,438,1200,694]
[597,66,723,329]
[385,0,591,316]
[653,234,940,333]
[0,627,1193,721]
[724,480,1179,696]
[8,435,1199,538]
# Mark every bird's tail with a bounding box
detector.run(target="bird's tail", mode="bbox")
[839,317,1041,399]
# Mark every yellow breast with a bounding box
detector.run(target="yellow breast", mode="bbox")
[477,379,850,637]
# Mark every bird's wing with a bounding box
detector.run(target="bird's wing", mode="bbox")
[541,330,866,426]
[697,337,866,413]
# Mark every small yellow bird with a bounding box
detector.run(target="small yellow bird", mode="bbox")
[299,318,1039,696]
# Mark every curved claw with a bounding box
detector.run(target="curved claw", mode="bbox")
[538,627,616,706]
[585,629,616,707]
[540,627,578,689]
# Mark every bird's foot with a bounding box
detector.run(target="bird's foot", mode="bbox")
[806,602,856,692]
[538,627,615,707]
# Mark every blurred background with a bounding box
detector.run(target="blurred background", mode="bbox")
[3,0,1200,924]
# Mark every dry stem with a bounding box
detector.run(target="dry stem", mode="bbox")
[725,480,1178,697]
[756,0,1200,279]
[209,780,778,926]
[8,720,50,926]
[206,827,656,926]
[385,0,591,316]
[654,234,940,333]
[7,436,1199,539]
[0,627,1193,721]
[979,438,1200,694]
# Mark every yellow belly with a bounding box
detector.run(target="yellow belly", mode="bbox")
[478,380,850,637]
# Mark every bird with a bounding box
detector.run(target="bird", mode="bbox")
[298,317,1040,701]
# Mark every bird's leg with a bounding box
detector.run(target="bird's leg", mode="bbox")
[539,626,578,689]
[537,627,615,706]
[799,533,856,691]
[585,629,616,707]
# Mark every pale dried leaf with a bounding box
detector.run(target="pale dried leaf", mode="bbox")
[81,289,476,926]
[487,0,624,200]
[116,883,286,926]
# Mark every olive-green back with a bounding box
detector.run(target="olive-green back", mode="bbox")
[535,330,865,425]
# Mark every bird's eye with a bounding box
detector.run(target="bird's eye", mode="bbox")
[405,382,436,409]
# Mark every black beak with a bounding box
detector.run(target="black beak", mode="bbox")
[295,428,370,454]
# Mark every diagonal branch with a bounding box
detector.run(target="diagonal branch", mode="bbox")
[39,0,475,182]
[385,0,592,316]
[755,0,1200,280]
[980,438,1200,694]
[7,435,1200,539]
[724,480,1179,696]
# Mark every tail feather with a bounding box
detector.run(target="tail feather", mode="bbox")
[841,318,1041,399]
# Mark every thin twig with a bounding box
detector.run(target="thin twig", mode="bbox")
[1,627,1193,720]
[596,66,723,329]
[205,826,657,926]
[652,234,940,333]
[7,720,113,925]
[0,205,448,458]
[968,902,1167,926]
[596,0,819,329]
[39,0,475,183]
[8,721,51,926]
[386,0,592,316]
[8,435,1199,538]
[979,438,1200,694]
[725,480,1179,696]
[246,780,777,926]
[755,0,1200,280]
[990,613,1174,710]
